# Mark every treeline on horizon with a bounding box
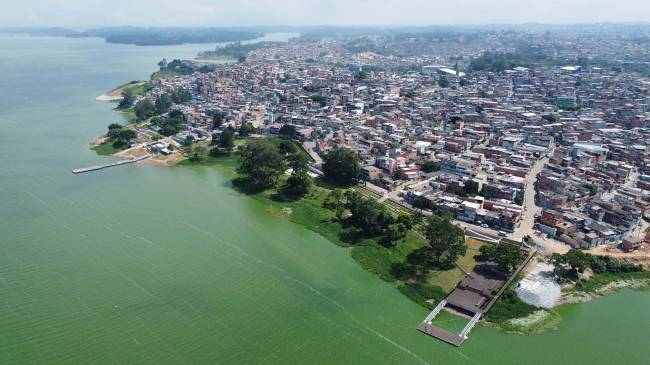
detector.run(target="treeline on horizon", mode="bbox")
[26,27,264,46]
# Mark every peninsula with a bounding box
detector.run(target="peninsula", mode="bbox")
[93,27,650,341]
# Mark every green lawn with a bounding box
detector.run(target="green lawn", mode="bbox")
[92,141,126,156]
[576,271,650,293]
[151,69,183,80]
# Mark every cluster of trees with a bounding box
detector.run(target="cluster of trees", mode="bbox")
[424,215,467,268]
[157,59,194,75]
[392,215,467,279]
[330,190,412,245]
[475,242,524,274]
[238,123,256,137]
[550,249,644,280]
[278,124,296,139]
[196,42,276,62]
[309,94,327,107]
[211,112,226,129]
[154,88,191,115]
[419,160,440,173]
[412,196,434,210]
[238,139,312,197]
[185,145,208,162]
[117,89,135,109]
[134,99,156,120]
[469,45,548,72]
[150,110,185,136]
[322,148,361,187]
[210,127,235,155]
[106,123,137,148]
[90,28,262,46]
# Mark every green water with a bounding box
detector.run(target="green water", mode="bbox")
[1,34,649,364]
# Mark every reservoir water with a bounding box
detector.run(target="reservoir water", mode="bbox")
[1,34,649,364]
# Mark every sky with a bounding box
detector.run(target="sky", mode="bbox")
[2,0,650,28]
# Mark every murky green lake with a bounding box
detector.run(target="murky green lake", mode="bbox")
[1,34,648,364]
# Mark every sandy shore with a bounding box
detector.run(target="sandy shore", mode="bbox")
[96,94,123,101]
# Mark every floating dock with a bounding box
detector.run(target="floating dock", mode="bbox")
[72,155,150,174]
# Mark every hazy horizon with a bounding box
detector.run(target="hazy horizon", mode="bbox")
[3,0,650,28]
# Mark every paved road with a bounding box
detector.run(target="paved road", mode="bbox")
[509,146,571,254]
[511,155,547,242]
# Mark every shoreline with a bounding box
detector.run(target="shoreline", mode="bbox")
[91,77,650,337]
[95,93,123,101]
[92,138,650,335]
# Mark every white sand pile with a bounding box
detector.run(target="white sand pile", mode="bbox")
[516,262,561,308]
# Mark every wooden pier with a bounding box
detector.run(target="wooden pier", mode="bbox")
[72,155,150,174]
[417,244,536,347]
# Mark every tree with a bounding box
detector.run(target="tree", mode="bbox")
[134,99,155,120]
[106,124,137,148]
[212,112,225,129]
[324,190,347,220]
[322,148,361,187]
[155,94,172,114]
[183,135,195,147]
[438,77,450,88]
[420,160,440,173]
[424,215,466,268]
[477,243,523,274]
[170,88,191,104]
[239,139,286,189]
[282,170,312,198]
[286,152,309,172]
[151,112,184,136]
[479,185,491,199]
[309,94,326,107]
[117,89,134,109]
[551,249,592,278]
[217,127,235,152]
[279,124,297,139]
[187,145,207,162]
[238,123,256,137]
[277,139,298,155]
[464,180,480,196]
[346,191,393,236]
[413,196,433,210]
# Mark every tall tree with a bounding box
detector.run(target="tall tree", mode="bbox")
[282,170,312,198]
[155,94,172,114]
[238,123,256,137]
[239,139,286,188]
[218,127,235,152]
[134,99,155,120]
[322,148,361,187]
[424,215,466,268]
[278,124,297,139]
[212,112,225,129]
